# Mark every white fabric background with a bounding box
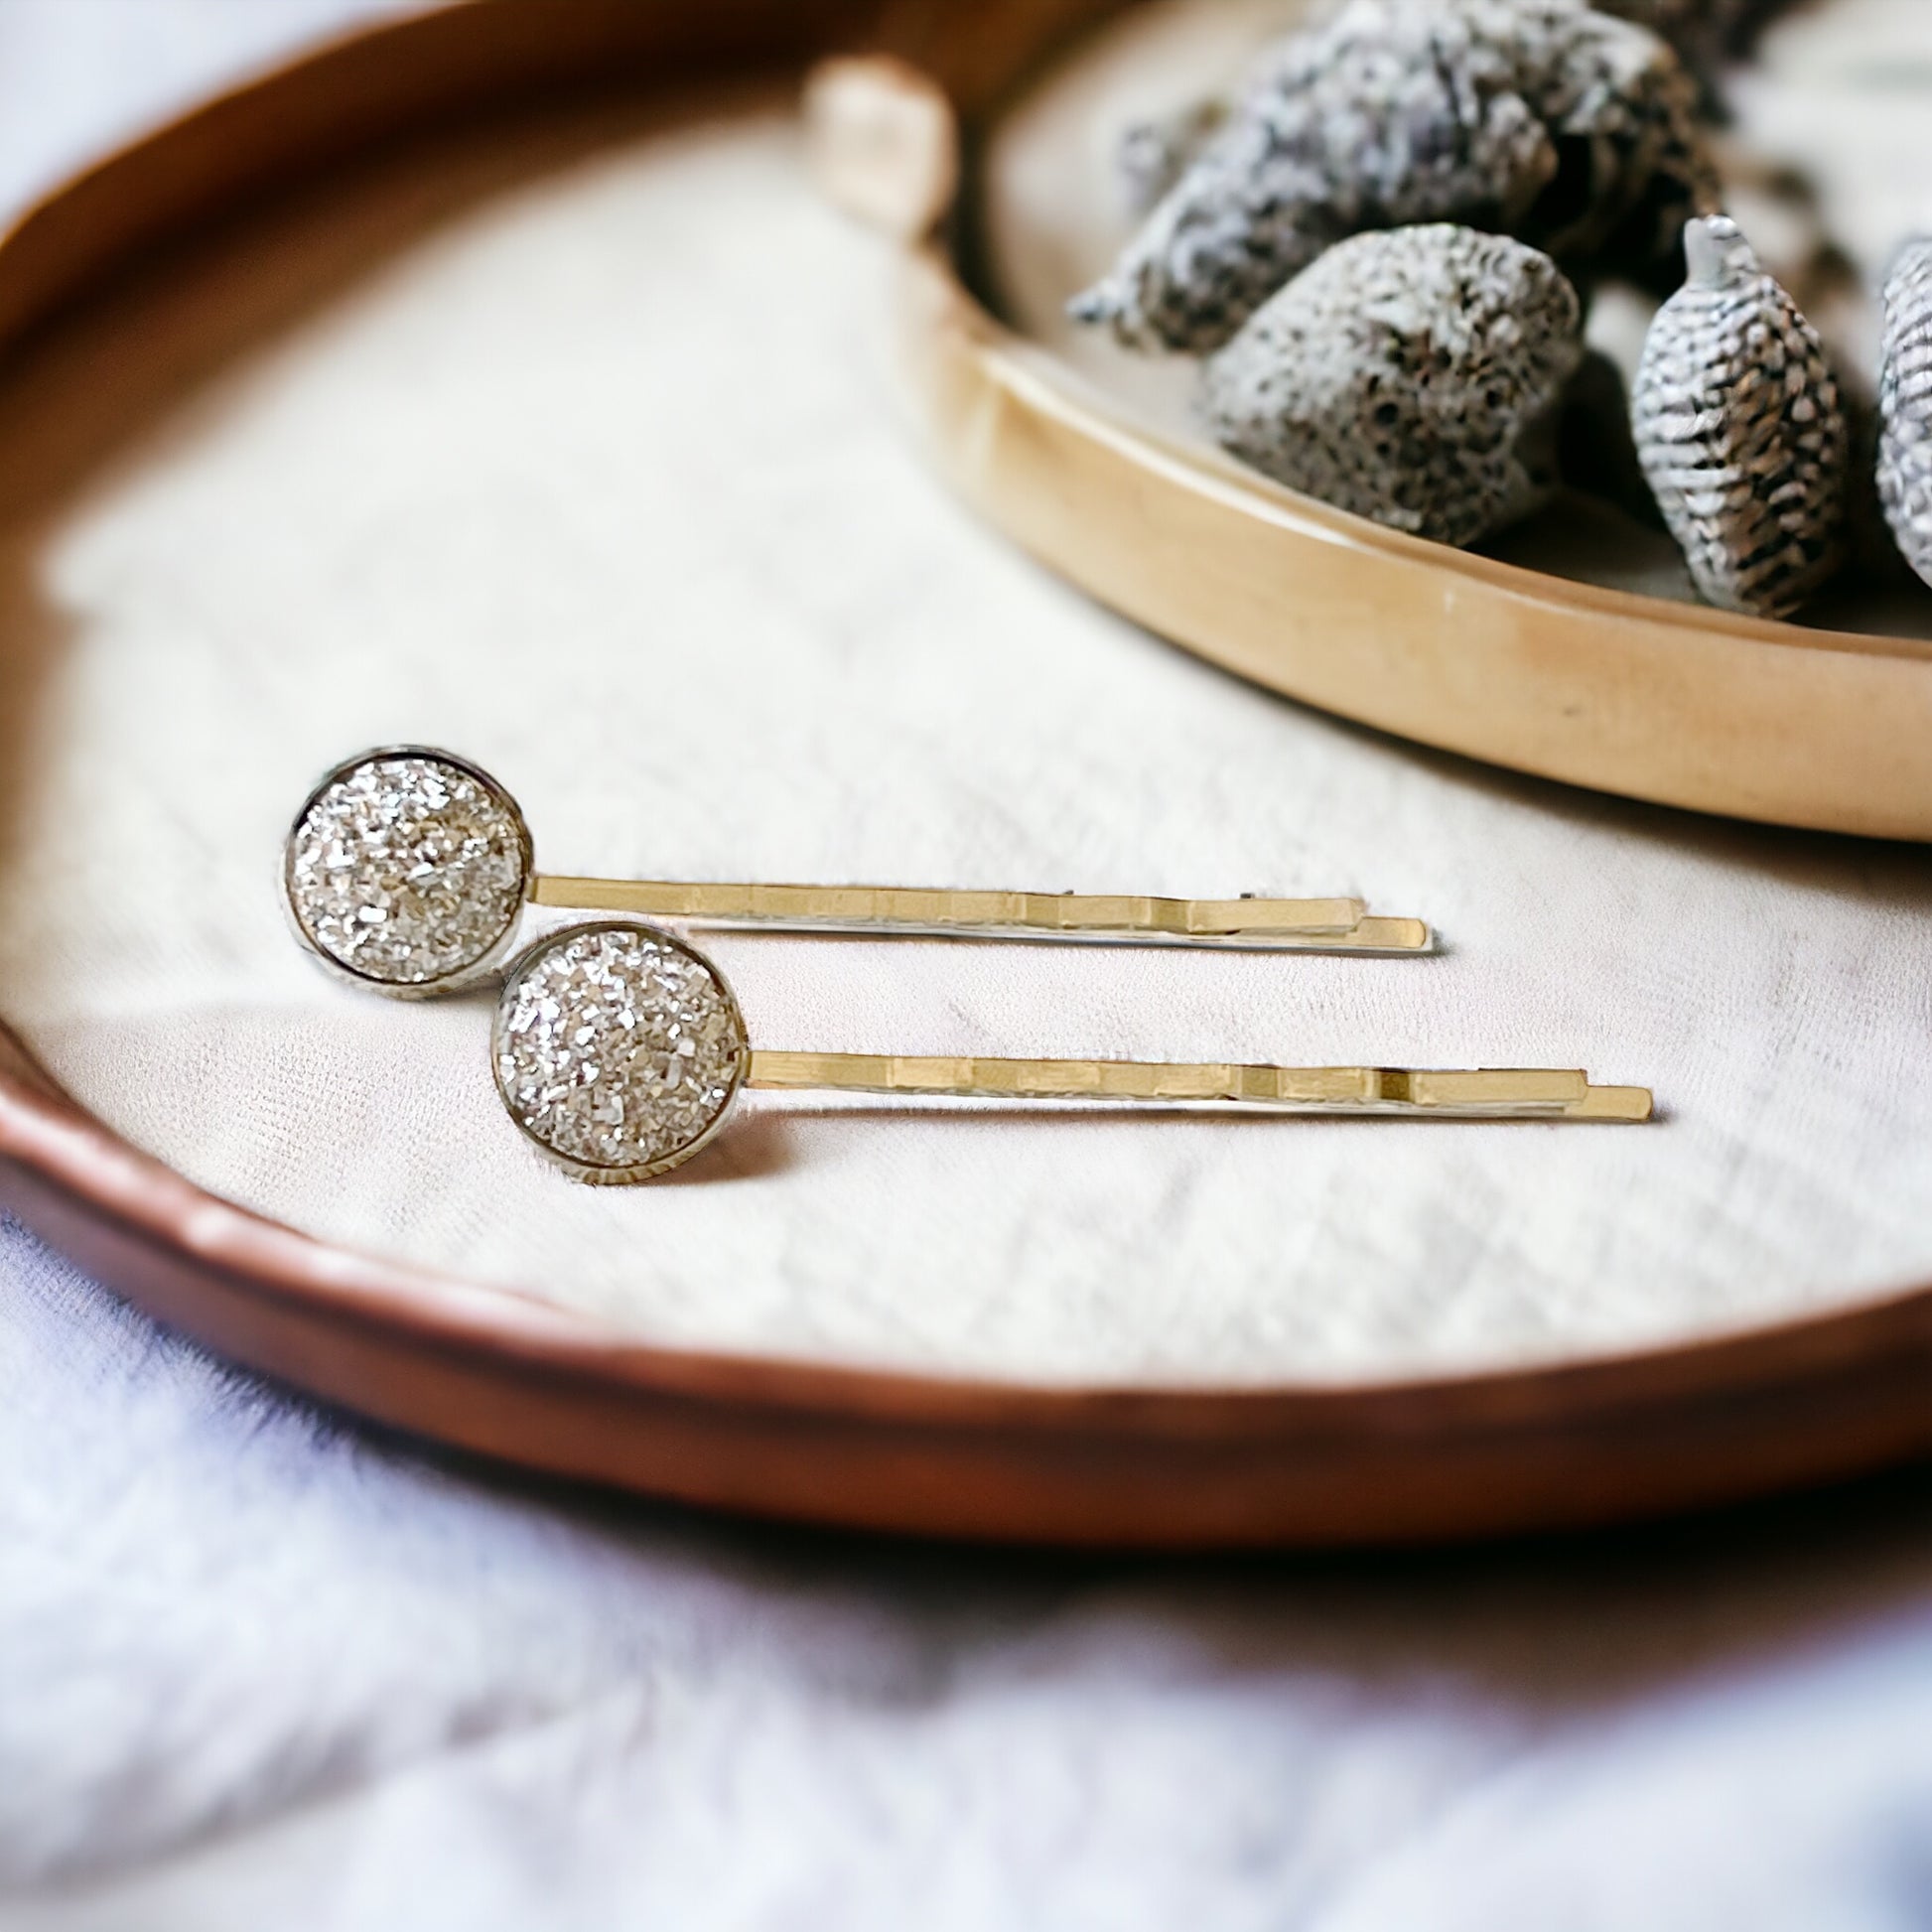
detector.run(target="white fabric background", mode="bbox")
[2,4,1932,1927]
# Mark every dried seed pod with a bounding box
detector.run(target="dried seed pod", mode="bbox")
[1596,0,1798,67]
[1116,97,1228,218]
[1631,214,1848,617]
[1877,237,1932,591]
[1198,224,1585,547]
[1072,0,1714,353]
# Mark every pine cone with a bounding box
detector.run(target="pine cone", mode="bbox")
[1198,223,1585,547]
[1072,0,1715,353]
[1877,238,1932,592]
[1631,214,1848,617]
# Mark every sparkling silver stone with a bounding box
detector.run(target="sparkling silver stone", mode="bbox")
[285,750,531,991]
[492,923,748,1180]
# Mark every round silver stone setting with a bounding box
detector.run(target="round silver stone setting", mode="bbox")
[285,749,532,992]
[492,922,749,1181]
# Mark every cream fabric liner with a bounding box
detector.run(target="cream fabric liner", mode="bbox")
[1,74,1930,1386]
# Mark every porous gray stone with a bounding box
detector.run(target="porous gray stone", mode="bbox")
[1198,223,1585,546]
[1072,0,1714,353]
[1877,237,1932,592]
[1631,213,1848,617]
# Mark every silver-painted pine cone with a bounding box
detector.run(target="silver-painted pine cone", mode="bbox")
[1878,237,1932,591]
[1198,224,1584,546]
[1072,0,1714,353]
[1632,214,1848,618]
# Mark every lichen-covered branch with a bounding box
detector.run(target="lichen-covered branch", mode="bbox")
[1073,0,1715,353]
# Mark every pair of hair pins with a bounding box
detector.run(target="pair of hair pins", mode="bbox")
[283,747,1652,1182]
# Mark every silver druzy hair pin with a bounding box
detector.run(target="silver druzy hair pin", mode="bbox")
[283,746,1433,998]
[490,920,1653,1183]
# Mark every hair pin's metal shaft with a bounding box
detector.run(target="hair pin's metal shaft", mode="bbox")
[529,878,1430,952]
[746,1053,1652,1121]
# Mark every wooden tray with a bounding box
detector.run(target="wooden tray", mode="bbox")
[3,0,1931,1548]
[857,4,1932,844]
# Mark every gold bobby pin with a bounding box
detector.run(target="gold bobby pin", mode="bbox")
[283,748,1431,998]
[492,922,1652,1182]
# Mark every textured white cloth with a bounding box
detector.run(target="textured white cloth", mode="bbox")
[7,1219,1932,1929]
[3,4,1932,1926]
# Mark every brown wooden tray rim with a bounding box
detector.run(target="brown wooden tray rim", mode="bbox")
[10,1021,1932,1546]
